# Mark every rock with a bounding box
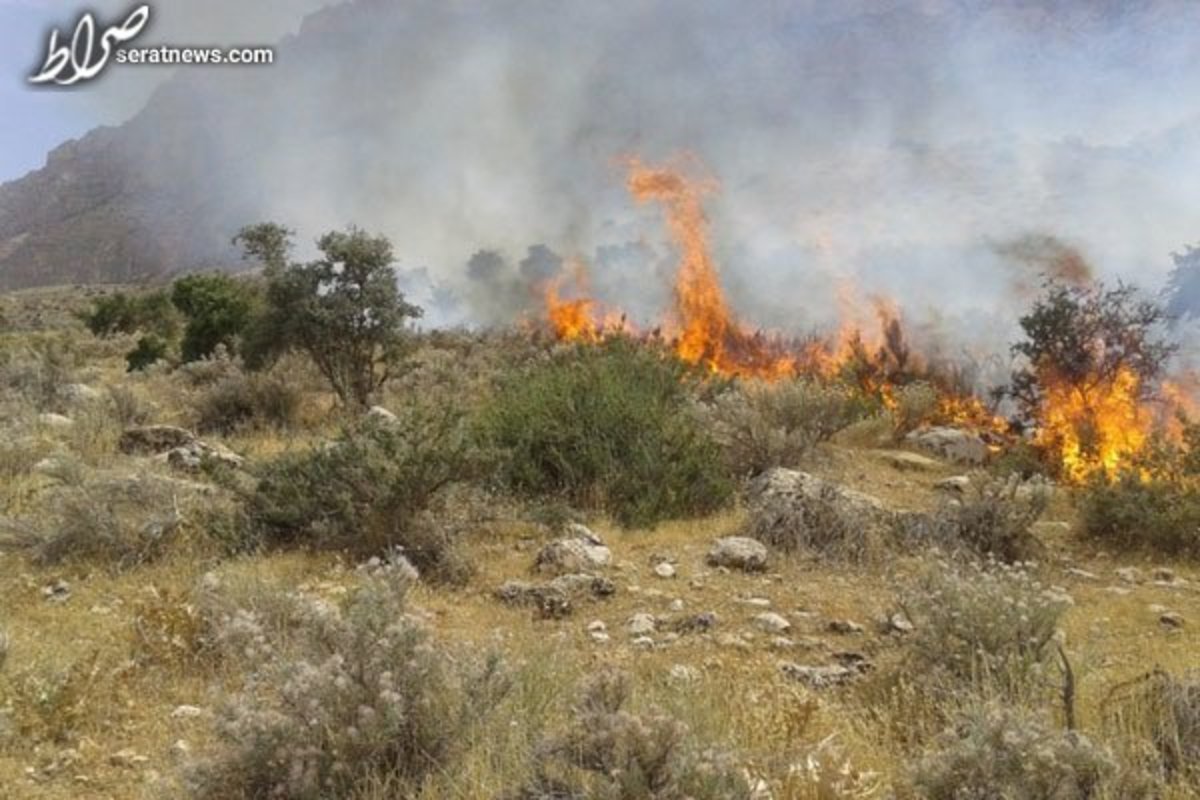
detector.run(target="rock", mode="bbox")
[1065,568,1099,581]
[827,619,864,635]
[586,620,607,634]
[778,662,857,689]
[905,426,989,465]
[548,574,616,599]
[668,598,685,612]
[165,440,245,472]
[627,613,657,637]
[743,468,898,554]
[705,537,769,572]
[717,633,751,651]
[170,740,191,760]
[669,612,718,634]
[878,450,942,471]
[534,531,611,576]
[41,580,71,603]
[365,406,399,425]
[495,575,612,618]
[653,562,677,579]
[1116,567,1141,585]
[668,664,700,683]
[752,612,792,634]
[632,636,656,649]
[109,749,149,769]
[169,705,205,720]
[739,597,773,608]
[1160,611,1185,629]
[119,425,197,455]
[38,412,74,429]
[590,631,610,643]
[880,613,913,635]
[934,475,972,493]
[1105,586,1132,596]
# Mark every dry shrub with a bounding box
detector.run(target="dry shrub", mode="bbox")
[193,370,302,434]
[0,651,101,746]
[908,704,1115,800]
[899,558,1070,703]
[743,469,884,561]
[699,379,869,478]
[1104,670,1200,788]
[0,333,77,411]
[129,585,213,671]
[185,565,508,800]
[909,475,1050,562]
[514,669,752,800]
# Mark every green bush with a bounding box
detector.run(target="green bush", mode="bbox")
[246,405,474,581]
[80,290,179,339]
[480,338,733,527]
[699,378,869,477]
[194,371,302,434]
[171,273,261,363]
[125,334,171,371]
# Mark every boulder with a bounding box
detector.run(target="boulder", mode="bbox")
[706,536,769,572]
[627,613,657,637]
[905,426,988,465]
[165,440,245,472]
[120,425,197,455]
[752,612,792,634]
[534,528,612,575]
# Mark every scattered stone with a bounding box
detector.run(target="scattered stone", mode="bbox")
[827,619,864,635]
[41,580,71,603]
[1160,611,1185,629]
[38,412,74,429]
[632,636,656,649]
[654,562,677,579]
[878,450,942,471]
[586,620,607,634]
[739,597,772,608]
[717,633,751,651]
[1105,586,1132,596]
[548,574,616,599]
[1148,604,1169,615]
[769,637,796,650]
[165,440,245,472]
[590,631,610,644]
[365,405,399,425]
[119,425,197,455]
[752,612,792,634]
[779,662,857,689]
[1116,567,1141,585]
[170,705,205,720]
[705,537,769,572]
[627,613,657,637]
[170,740,191,761]
[905,426,988,465]
[668,598,685,612]
[534,528,611,575]
[880,613,914,635]
[934,475,971,493]
[668,664,700,683]
[1065,568,1099,581]
[669,611,718,635]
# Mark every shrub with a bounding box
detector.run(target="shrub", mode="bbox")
[481,338,733,527]
[194,371,302,434]
[171,273,261,363]
[891,381,938,438]
[743,469,879,561]
[80,289,179,339]
[916,475,1050,562]
[900,558,1071,701]
[234,224,423,408]
[246,404,474,580]
[126,333,171,371]
[0,333,76,410]
[185,566,508,800]
[514,669,752,800]
[910,704,1114,800]
[699,378,869,477]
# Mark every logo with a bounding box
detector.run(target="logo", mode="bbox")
[29,4,151,86]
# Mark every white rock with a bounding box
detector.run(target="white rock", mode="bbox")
[627,613,656,637]
[170,705,205,720]
[752,612,792,634]
[653,562,677,579]
[706,537,769,572]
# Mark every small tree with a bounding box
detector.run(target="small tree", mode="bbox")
[234,224,422,408]
[1008,281,1176,427]
[170,274,259,362]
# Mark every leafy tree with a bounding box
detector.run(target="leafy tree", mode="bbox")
[1007,280,1176,426]
[170,273,259,362]
[234,224,423,407]
[81,290,179,339]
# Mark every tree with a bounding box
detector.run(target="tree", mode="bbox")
[1008,280,1176,425]
[170,273,259,362]
[234,224,423,408]
[81,289,179,340]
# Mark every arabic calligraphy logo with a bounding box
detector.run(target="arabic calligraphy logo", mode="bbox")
[29,4,150,86]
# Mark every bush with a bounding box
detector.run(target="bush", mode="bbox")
[0,333,76,410]
[126,334,171,372]
[917,475,1050,562]
[246,405,474,580]
[910,704,1114,799]
[194,371,302,434]
[891,381,938,438]
[513,669,752,800]
[80,289,179,339]
[699,378,869,478]
[186,566,509,799]
[481,339,733,527]
[900,558,1071,700]
[171,273,261,363]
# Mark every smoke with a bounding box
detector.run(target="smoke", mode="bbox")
[992,233,1094,297]
[22,0,1200,353]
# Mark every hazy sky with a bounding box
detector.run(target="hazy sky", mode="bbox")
[0,0,330,181]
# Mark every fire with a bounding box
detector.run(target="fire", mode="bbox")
[1034,365,1154,482]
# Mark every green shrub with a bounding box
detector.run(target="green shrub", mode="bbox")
[246,405,474,580]
[186,566,508,799]
[699,378,869,478]
[480,338,733,527]
[910,704,1115,799]
[900,558,1071,702]
[171,273,261,363]
[80,289,179,339]
[514,669,752,800]
[194,371,302,434]
[126,334,171,372]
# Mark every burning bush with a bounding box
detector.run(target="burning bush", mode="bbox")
[1007,280,1177,481]
[480,337,733,527]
